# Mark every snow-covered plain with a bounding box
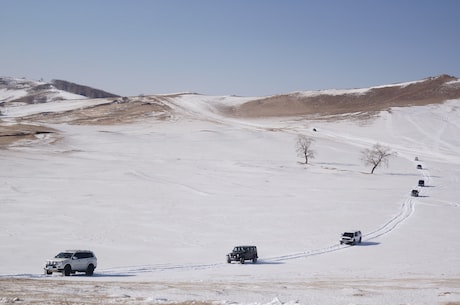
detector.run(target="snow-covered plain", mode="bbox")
[1,93,460,305]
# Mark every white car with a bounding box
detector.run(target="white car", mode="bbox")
[44,250,97,276]
[340,230,362,245]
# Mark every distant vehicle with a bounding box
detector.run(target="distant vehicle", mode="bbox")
[411,189,419,197]
[340,230,362,245]
[414,157,419,161]
[44,250,97,276]
[418,179,425,187]
[417,164,423,169]
[227,246,258,264]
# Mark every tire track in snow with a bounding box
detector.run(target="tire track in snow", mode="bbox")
[261,244,345,262]
[262,161,424,263]
[126,169,211,196]
[363,197,415,241]
[98,192,418,276]
[99,160,424,275]
[361,158,430,242]
[100,262,225,276]
[261,197,416,262]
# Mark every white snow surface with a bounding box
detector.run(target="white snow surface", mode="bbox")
[1,93,460,305]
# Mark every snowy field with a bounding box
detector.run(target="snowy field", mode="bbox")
[1,94,460,305]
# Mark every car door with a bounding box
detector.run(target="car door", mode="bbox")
[72,252,85,271]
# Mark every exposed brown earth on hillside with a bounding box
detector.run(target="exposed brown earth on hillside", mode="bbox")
[226,75,460,118]
[0,124,57,147]
[16,96,173,125]
[0,96,174,146]
[1,75,459,147]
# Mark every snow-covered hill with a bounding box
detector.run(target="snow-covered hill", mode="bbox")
[0,77,88,104]
[0,76,459,305]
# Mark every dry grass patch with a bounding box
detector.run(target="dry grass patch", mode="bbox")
[0,123,57,148]
[16,98,174,125]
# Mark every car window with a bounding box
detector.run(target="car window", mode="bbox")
[55,252,73,259]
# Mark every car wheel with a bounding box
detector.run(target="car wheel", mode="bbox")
[64,265,71,276]
[359,237,362,243]
[86,264,95,276]
[240,258,245,264]
[227,256,231,264]
[45,270,52,275]
[252,257,257,263]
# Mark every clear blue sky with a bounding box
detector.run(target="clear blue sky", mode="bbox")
[1,0,459,96]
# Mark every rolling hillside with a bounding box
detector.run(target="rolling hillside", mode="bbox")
[1,75,459,305]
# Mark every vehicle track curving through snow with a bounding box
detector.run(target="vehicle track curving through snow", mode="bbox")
[259,197,417,262]
[362,197,415,241]
[97,167,424,276]
[96,190,418,276]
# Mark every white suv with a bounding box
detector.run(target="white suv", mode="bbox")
[44,250,97,276]
[340,230,362,245]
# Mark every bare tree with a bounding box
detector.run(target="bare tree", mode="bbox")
[296,135,315,164]
[361,143,395,174]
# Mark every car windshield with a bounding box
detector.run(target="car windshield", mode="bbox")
[55,252,73,258]
[343,232,354,238]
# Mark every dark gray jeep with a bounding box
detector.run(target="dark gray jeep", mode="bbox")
[227,246,258,264]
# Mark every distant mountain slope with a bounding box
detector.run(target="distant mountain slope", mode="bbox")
[1,74,459,127]
[227,74,460,117]
[0,77,88,105]
[0,77,119,107]
[1,74,460,147]
[51,79,120,99]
